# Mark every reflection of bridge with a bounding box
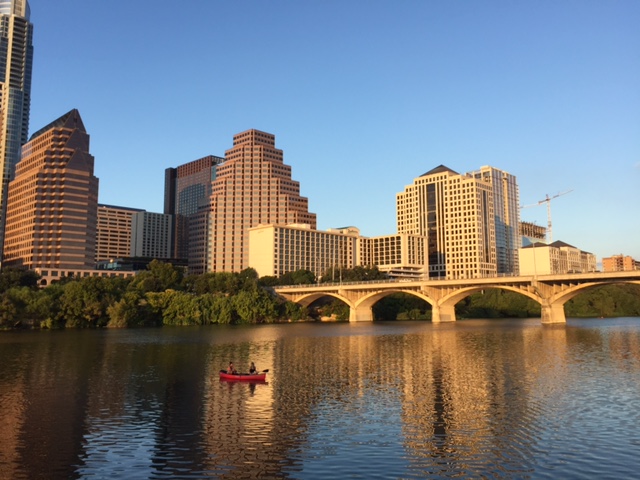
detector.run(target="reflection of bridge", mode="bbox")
[275,271,640,324]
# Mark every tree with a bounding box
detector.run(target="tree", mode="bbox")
[128,260,184,293]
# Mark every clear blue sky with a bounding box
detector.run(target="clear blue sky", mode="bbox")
[28,1,640,261]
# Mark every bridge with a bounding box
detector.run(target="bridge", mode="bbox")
[274,271,640,324]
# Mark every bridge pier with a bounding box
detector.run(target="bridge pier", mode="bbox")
[432,304,456,323]
[350,305,373,322]
[541,304,566,324]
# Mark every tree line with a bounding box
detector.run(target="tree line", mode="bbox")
[0,263,638,329]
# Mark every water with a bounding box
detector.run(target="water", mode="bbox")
[0,318,639,479]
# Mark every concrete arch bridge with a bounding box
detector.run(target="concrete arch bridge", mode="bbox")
[274,271,640,324]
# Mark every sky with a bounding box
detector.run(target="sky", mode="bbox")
[27,1,640,261]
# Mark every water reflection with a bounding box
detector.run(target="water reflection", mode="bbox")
[0,319,638,478]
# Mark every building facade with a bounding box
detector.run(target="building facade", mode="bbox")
[602,254,639,272]
[249,224,358,279]
[396,165,499,279]
[0,0,33,258]
[131,211,173,259]
[469,166,520,274]
[358,234,427,279]
[192,129,316,274]
[2,109,99,270]
[519,241,597,275]
[96,204,143,261]
[164,155,223,259]
[249,223,427,280]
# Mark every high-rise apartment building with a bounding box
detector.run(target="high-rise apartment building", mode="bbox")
[0,0,33,258]
[469,166,520,274]
[397,165,519,279]
[96,204,143,261]
[191,129,316,274]
[2,109,99,270]
[164,155,223,259]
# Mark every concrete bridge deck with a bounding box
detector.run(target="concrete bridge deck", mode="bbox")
[275,271,640,324]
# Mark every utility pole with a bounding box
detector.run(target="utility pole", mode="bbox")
[521,190,572,243]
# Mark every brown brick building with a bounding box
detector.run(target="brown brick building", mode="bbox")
[190,129,316,274]
[2,109,99,270]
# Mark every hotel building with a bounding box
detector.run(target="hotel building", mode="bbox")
[519,241,596,275]
[0,0,33,258]
[249,224,359,279]
[2,109,99,270]
[96,204,143,261]
[131,211,173,259]
[249,223,427,280]
[397,165,499,279]
[192,129,316,274]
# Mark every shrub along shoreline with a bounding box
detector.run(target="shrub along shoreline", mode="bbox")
[1,262,639,330]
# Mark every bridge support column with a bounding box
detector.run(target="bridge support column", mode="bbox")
[350,305,373,322]
[432,304,456,323]
[541,303,566,324]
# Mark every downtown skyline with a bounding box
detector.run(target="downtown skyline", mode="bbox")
[23,1,640,261]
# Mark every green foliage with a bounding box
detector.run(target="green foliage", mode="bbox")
[320,265,388,283]
[373,293,431,321]
[565,284,640,318]
[0,268,39,293]
[128,260,184,294]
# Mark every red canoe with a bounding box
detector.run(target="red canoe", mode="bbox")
[219,370,267,382]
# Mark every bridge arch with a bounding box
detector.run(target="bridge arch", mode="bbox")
[353,289,435,322]
[283,292,355,319]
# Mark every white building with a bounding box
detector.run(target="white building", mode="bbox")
[519,241,596,275]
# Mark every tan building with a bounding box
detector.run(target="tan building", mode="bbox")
[96,204,143,262]
[397,165,502,279]
[358,234,426,279]
[602,254,639,272]
[131,211,173,259]
[519,241,596,275]
[192,129,316,274]
[2,109,99,270]
[249,224,358,279]
[249,223,427,280]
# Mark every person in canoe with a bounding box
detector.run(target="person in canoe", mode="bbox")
[227,362,237,375]
[249,362,257,374]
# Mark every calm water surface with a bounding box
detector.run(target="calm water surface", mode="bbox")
[0,318,639,479]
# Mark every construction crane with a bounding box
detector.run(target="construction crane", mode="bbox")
[521,190,573,244]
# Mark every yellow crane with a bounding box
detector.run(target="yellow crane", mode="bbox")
[521,190,573,244]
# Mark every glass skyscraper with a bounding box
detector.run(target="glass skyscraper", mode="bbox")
[0,0,33,259]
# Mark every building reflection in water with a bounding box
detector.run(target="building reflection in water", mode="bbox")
[0,320,639,478]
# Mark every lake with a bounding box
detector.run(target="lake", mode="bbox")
[0,317,639,479]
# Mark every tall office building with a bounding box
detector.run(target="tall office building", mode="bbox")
[0,0,33,258]
[191,129,316,274]
[397,165,514,279]
[2,109,99,270]
[164,155,223,259]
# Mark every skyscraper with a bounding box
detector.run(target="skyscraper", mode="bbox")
[164,155,223,259]
[2,109,99,270]
[0,0,33,258]
[397,165,520,279]
[191,129,316,274]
